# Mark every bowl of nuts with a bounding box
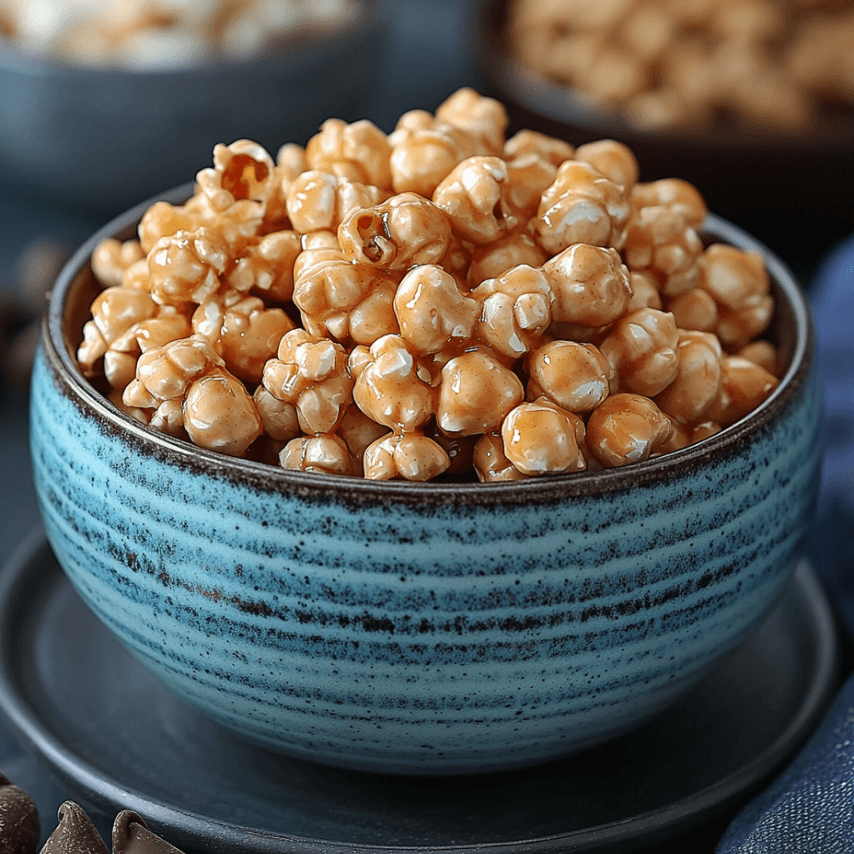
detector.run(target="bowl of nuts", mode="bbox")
[30,89,822,776]
[477,0,854,258]
[0,0,386,215]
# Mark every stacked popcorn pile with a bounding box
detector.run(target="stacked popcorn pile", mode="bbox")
[77,88,780,483]
[508,0,854,132]
[0,0,361,67]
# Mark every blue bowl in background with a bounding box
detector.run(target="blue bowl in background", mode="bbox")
[0,1,387,217]
[29,187,823,775]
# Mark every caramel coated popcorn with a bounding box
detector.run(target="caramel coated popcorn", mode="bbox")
[508,0,854,133]
[0,0,362,68]
[77,89,780,482]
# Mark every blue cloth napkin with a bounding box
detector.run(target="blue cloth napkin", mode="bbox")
[717,236,854,853]
[716,675,854,852]
[806,237,854,624]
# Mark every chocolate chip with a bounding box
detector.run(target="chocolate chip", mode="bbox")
[40,802,108,854]
[0,772,39,854]
[111,812,184,854]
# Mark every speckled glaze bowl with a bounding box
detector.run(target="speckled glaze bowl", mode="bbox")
[30,187,822,776]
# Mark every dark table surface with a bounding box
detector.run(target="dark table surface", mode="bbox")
[0,2,851,852]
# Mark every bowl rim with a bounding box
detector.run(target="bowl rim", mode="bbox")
[0,0,385,79]
[476,0,854,152]
[40,182,815,506]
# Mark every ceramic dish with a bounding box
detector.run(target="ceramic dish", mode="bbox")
[29,182,823,775]
[0,529,840,853]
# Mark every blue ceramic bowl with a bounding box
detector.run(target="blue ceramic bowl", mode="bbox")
[0,1,386,217]
[30,188,822,775]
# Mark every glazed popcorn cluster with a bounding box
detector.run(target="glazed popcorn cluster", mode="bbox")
[76,88,780,483]
[0,0,360,67]
[508,0,854,132]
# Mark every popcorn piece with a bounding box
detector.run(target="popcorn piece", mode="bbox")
[586,393,674,467]
[261,329,353,435]
[337,405,390,473]
[528,340,613,413]
[102,350,139,390]
[276,142,308,177]
[535,160,631,254]
[468,231,547,288]
[699,244,774,350]
[574,139,639,190]
[434,87,508,156]
[393,265,479,356]
[655,330,723,424]
[389,114,482,198]
[439,233,473,286]
[280,434,354,476]
[123,333,222,407]
[433,156,521,245]
[351,335,436,432]
[626,270,663,312]
[473,264,553,359]
[147,228,230,306]
[77,286,158,377]
[624,184,705,296]
[506,158,563,224]
[542,243,632,328]
[666,287,718,332]
[437,349,524,436]
[183,369,263,456]
[196,139,276,214]
[227,230,301,303]
[599,308,680,397]
[503,129,575,166]
[138,201,203,254]
[501,398,587,476]
[306,118,393,191]
[253,385,300,443]
[631,178,708,229]
[192,294,294,383]
[738,339,782,377]
[473,432,528,482]
[91,238,145,289]
[338,193,452,271]
[286,172,383,235]
[362,432,450,481]
[122,334,261,455]
[292,243,399,345]
[703,355,779,427]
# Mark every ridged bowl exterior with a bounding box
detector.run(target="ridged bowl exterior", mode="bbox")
[30,197,822,775]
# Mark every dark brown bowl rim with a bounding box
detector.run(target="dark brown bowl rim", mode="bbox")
[477,0,854,152]
[0,0,385,79]
[42,182,814,506]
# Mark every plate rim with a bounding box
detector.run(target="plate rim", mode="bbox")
[0,526,841,854]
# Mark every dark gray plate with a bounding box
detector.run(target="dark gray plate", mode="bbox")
[0,529,840,854]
